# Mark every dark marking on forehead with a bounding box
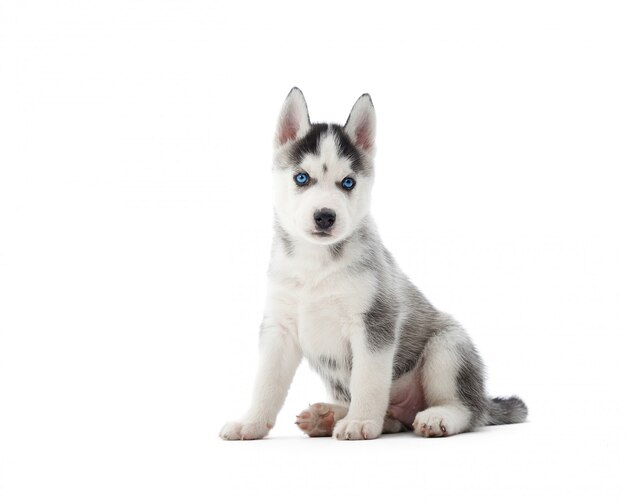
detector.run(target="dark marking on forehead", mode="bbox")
[287,122,365,173]
[329,124,365,173]
[323,164,328,173]
[289,123,328,166]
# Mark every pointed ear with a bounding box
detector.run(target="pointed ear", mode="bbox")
[344,94,376,153]
[275,87,311,147]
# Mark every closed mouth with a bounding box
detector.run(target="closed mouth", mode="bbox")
[312,231,332,237]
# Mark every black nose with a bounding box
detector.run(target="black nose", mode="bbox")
[314,208,336,230]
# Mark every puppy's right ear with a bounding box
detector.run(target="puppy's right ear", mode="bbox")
[275,87,310,147]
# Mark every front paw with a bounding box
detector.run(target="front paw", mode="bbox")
[219,420,272,440]
[332,418,382,440]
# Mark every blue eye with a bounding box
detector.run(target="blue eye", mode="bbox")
[341,177,355,190]
[294,172,310,186]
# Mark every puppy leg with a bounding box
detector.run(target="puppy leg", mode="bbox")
[220,320,301,440]
[414,325,487,437]
[333,332,395,440]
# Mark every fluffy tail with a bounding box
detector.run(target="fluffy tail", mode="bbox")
[486,396,528,425]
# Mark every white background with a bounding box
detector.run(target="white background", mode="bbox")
[1,1,625,501]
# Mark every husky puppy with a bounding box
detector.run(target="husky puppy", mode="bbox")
[220,88,527,440]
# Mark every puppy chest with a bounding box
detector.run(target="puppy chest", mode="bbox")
[296,300,351,362]
[298,305,353,401]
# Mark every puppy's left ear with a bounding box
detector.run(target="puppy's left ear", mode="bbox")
[344,94,376,153]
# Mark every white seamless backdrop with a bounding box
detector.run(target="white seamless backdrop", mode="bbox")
[1,1,625,501]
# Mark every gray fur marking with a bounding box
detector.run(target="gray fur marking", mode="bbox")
[344,349,353,371]
[392,285,441,379]
[273,220,294,255]
[347,222,380,274]
[455,343,488,428]
[487,396,528,424]
[319,354,339,370]
[331,378,351,403]
[328,240,345,259]
[364,292,398,351]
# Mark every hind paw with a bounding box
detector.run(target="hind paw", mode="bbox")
[295,403,337,437]
[414,411,449,437]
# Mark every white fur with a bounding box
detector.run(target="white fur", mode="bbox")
[219,319,301,440]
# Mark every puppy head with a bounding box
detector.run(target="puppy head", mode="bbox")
[272,88,376,245]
